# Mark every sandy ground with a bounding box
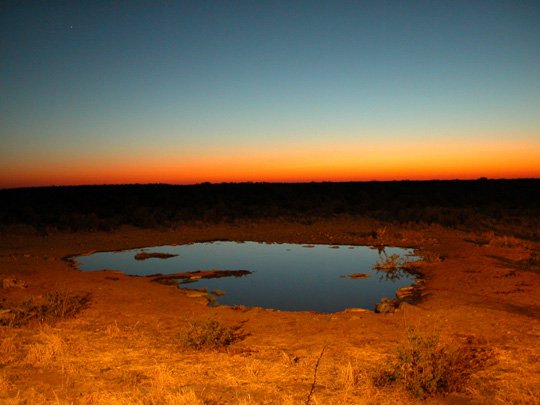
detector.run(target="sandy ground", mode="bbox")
[1,218,539,404]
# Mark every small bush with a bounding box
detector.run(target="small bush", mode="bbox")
[374,252,408,271]
[373,329,487,399]
[43,291,91,319]
[373,252,413,282]
[0,291,91,327]
[179,318,244,350]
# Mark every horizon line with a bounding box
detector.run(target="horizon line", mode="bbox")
[2,177,540,191]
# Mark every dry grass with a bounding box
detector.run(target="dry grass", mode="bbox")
[0,321,529,405]
[0,334,18,365]
[372,328,491,399]
[0,290,90,327]
[337,361,361,391]
[489,234,529,249]
[25,327,66,367]
[78,388,203,405]
[105,321,122,338]
[179,318,245,350]
[476,346,540,405]
[0,373,12,392]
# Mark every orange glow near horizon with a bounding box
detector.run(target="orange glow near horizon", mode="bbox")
[3,2,540,190]
[2,138,540,188]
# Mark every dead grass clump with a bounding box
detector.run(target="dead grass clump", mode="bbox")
[476,346,540,404]
[333,363,416,405]
[25,328,65,366]
[147,363,176,391]
[373,329,489,399]
[179,318,245,350]
[0,373,12,392]
[2,387,49,405]
[105,321,122,338]
[79,389,203,405]
[489,235,526,248]
[0,291,90,327]
[338,361,362,391]
[420,250,443,262]
[44,291,91,319]
[155,390,203,405]
[0,335,18,365]
[1,297,44,327]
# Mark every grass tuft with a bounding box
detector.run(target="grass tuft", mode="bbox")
[25,328,66,366]
[0,373,11,392]
[179,318,245,351]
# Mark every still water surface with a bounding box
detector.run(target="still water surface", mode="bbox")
[75,242,416,313]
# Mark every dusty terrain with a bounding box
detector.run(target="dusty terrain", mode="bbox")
[1,218,539,404]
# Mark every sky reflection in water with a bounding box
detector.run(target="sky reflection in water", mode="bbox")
[75,242,416,313]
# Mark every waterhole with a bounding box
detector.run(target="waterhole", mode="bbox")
[74,241,418,313]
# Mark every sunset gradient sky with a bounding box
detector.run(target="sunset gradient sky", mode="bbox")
[1,1,539,188]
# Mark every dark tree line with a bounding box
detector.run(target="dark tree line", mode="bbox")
[1,179,539,239]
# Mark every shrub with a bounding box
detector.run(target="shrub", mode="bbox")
[374,253,407,271]
[373,329,488,399]
[179,318,244,350]
[373,252,414,281]
[43,291,91,320]
[0,291,90,327]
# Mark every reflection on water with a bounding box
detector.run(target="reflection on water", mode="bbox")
[376,266,408,282]
[373,249,414,281]
[74,242,417,313]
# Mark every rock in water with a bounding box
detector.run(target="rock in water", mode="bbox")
[374,297,400,313]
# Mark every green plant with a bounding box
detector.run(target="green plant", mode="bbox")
[179,318,244,350]
[373,329,487,399]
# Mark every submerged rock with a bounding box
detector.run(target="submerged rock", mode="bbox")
[396,286,415,299]
[211,289,225,296]
[149,269,252,285]
[185,291,208,298]
[395,284,424,301]
[343,308,370,313]
[374,297,400,313]
[134,252,178,260]
[345,273,371,279]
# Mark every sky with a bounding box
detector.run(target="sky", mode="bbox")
[1,0,539,188]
